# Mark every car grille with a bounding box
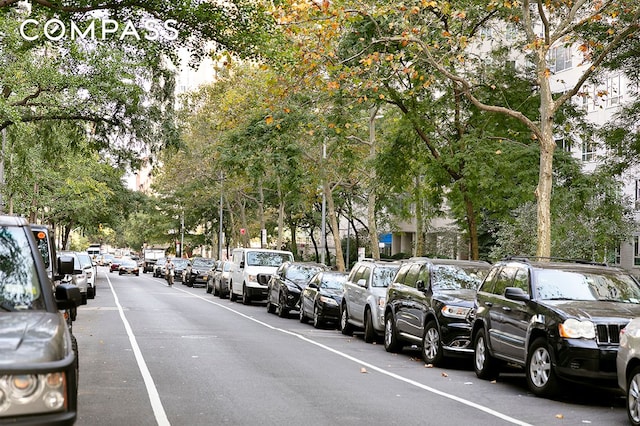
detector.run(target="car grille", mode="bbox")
[595,323,626,345]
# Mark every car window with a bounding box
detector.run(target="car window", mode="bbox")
[493,266,515,296]
[480,267,499,294]
[512,268,529,292]
[417,265,430,288]
[431,264,488,291]
[372,265,399,288]
[394,263,411,284]
[361,266,372,285]
[403,264,422,288]
[246,251,292,266]
[535,269,640,302]
[32,230,50,269]
[76,253,93,268]
[0,226,45,311]
[349,265,364,282]
[322,274,347,290]
[286,265,324,283]
[223,262,231,272]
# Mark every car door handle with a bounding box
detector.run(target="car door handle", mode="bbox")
[502,306,511,312]
[484,302,493,307]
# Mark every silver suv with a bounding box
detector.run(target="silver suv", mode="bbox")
[340,259,401,343]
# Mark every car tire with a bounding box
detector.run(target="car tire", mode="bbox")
[229,284,237,302]
[526,337,560,397]
[266,296,276,314]
[87,286,95,300]
[473,327,499,380]
[422,320,444,366]
[136,272,139,276]
[242,285,251,305]
[626,366,640,426]
[384,313,400,353]
[71,334,79,395]
[312,305,323,329]
[299,304,308,323]
[277,293,288,318]
[340,304,353,336]
[363,308,376,343]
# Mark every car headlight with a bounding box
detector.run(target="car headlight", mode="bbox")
[0,373,67,415]
[441,305,471,319]
[377,297,386,309]
[558,318,596,339]
[319,296,338,306]
[247,274,257,283]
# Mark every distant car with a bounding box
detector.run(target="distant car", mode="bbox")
[266,261,329,317]
[384,258,491,366]
[618,317,640,426]
[109,257,122,273]
[183,257,215,287]
[153,257,167,277]
[102,253,114,266]
[76,251,97,299]
[209,260,232,298]
[299,271,348,328]
[173,258,189,283]
[119,258,140,276]
[60,251,89,305]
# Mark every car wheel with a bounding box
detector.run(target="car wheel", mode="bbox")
[313,305,323,329]
[422,320,444,366]
[87,286,95,300]
[474,327,499,380]
[627,366,640,426]
[384,313,400,353]
[71,334,79,394]
[242,285,251,305]
[299,303,308,323]
[207,282,213,294]
[136,272,139,276]
[526,337,560,397]
[266,296,276,314]
[277,293,288,318]
[229,282,237,302]
[363,308,376,343]
[340,304,353,336]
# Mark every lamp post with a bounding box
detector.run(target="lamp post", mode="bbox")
[218,171,224,260]
[320,141,327,265]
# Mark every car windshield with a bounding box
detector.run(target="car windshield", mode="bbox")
[121,260,137,267]
[432,264,489,291]
[173,259,189,267]
[287,265,325,284]
[76,253,93,268]
[223,262,231,271]
[321,274,347,290]
[246,252,293,267]
[0,226,44,311]
[193,259,214,268]
[535,269,640,302]
[372,266,400,288]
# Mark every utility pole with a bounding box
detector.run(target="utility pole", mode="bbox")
[0,128,5,213]
[218,171,224,260]
[320,141,327,265]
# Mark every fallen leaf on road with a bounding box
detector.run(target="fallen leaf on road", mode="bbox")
[490,380,497,384]
[360,367,368,374]
[425,364,434,368]
[441,372,448,377]
[555,414,564,419]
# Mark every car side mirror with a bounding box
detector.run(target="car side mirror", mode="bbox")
[504,287,530,302]
[56,255,74,278]
[55,283,82,309]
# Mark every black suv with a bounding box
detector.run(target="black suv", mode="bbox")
[472,257,640,398]
[266,261,328,317]
[384,258,491,365]
[0,216,81,424]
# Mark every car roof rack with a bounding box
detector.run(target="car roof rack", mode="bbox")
[502,256,608,267]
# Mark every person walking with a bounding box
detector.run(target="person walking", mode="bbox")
[165,257,175,286]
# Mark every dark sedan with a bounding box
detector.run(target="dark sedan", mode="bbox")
[118,258,140,276]
[173,259,190,283]
[184,257,215,287]
[299,271,348,328]
[266,261,328,318]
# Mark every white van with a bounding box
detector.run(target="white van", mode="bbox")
[229,248,294,304]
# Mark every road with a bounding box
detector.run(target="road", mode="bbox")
[73,268,629,425]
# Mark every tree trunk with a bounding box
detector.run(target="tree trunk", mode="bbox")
[277,179,285,250]
[324,181,345,271]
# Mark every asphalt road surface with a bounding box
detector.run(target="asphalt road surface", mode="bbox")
[73,267,629,425]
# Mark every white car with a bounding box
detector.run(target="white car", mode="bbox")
[76,251,97,299]
[617,317,640,425]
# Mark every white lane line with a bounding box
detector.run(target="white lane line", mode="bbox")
[105,273,170,426]
[176,287,533,426]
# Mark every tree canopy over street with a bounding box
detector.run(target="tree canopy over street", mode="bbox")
[1,0,639,264]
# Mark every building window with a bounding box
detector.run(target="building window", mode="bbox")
[635,179,640,210]
[555,138,571,152]
[635,236,640,266]
[551,45,572,72]
[582,140,596,162]
[606,74,622,107]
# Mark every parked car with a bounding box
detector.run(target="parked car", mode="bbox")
[266,262,328,317]
[618,317,640,425]
[384,258,491,365]
[102,253,114,266]
[228,248,294,304]
[76,251,97,299]
[109,257,123,273]
[340,259,401,343]
[299,270,348,328]
[0,216,81,424]
[208,260,232,298]
[183,257,215,287]
[60,251,89,305]
[472,257,640,398]
[153,257,167,278]
[173,258,190,283]
[119,258,140,276]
